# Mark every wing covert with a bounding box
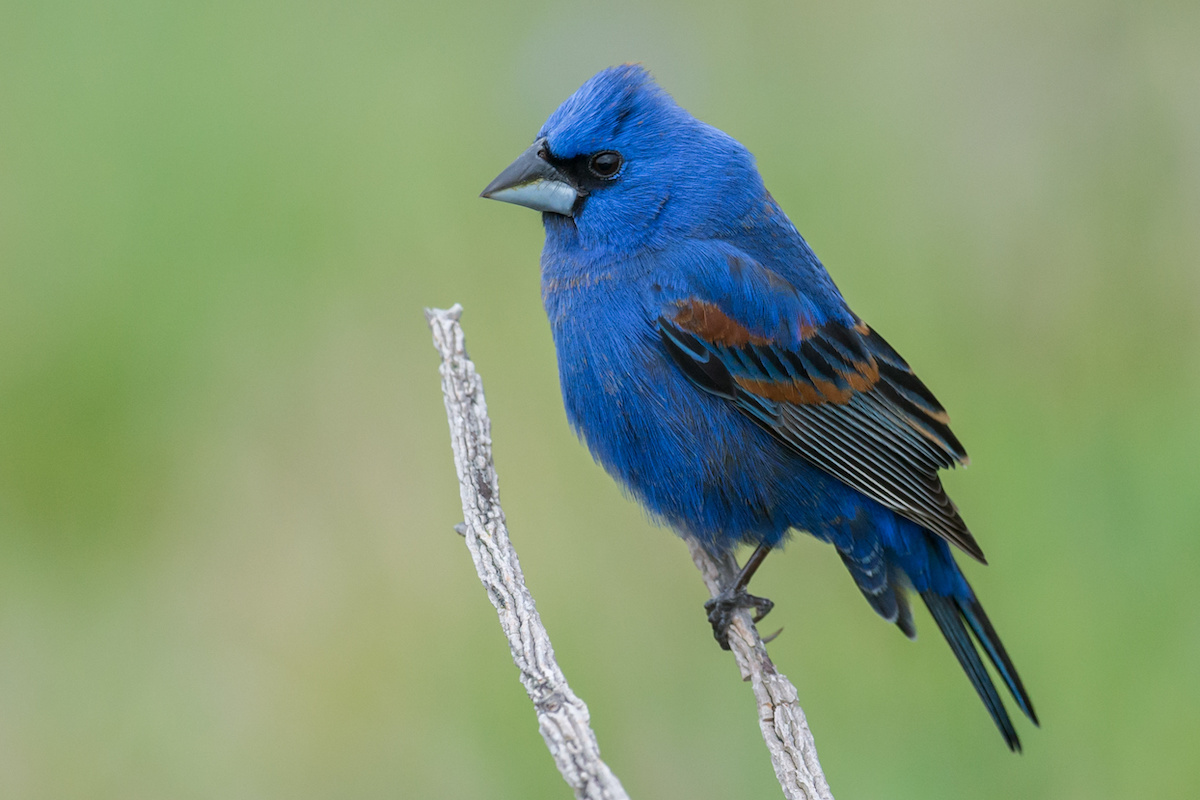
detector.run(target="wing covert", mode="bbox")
[659,301,984,563]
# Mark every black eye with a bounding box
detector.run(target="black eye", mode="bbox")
[588,151,622,178]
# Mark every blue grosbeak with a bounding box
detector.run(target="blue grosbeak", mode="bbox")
[482,65,1037,750]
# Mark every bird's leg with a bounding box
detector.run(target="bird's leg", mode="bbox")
[704,542,775,650]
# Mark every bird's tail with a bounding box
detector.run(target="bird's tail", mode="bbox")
[921,587,1039,751]
[839,548,917,639]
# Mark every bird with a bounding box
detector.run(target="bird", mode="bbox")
[481,64,1037,750]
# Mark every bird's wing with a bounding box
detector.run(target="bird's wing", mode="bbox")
[656,249,984,562]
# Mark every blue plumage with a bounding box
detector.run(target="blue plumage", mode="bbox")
[482,64,1037,750]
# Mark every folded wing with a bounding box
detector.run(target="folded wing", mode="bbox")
[659,296,984,563]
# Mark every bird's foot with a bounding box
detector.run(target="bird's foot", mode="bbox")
[704,590,774,650]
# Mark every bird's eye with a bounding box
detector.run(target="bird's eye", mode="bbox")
[588,151,623,178]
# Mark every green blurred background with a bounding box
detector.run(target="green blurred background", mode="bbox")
[2,0,1198,797]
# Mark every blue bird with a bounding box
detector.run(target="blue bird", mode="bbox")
[482,65,1037,750]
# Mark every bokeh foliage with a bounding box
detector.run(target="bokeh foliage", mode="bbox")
[2,1,1198,797]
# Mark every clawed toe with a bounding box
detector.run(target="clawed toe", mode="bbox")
[704,591,775,649]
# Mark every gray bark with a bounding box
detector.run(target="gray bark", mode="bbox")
[686,542,835,800]
[426,304,834,800]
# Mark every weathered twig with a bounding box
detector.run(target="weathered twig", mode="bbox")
[426,304,833,800]
[686,542,835,800]
[426,305,629,800]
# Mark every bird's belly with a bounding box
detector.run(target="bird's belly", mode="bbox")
[550,305,800,550]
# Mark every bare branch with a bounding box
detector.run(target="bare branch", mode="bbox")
[426,305,630,800]
[686,542,835,800]
[426,304,834,800]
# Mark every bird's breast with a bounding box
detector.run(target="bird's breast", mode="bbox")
[542,270,656,423]
[541,267,794,546]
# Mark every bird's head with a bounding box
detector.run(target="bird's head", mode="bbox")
[482,65,765,252]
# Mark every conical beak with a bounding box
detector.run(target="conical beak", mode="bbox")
[481,138,580,217]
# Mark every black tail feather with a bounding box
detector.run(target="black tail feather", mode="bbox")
[959,595,1039,725]
[921,591,1033,751]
